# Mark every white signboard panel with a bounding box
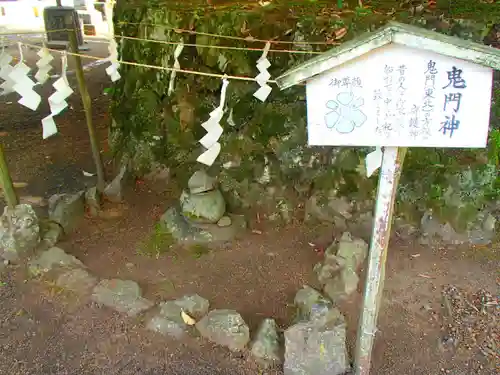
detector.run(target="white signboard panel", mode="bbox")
[306,44,493,147]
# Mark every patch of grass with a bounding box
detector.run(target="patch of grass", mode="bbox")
[188,244,210,259]
[137,223,175,258]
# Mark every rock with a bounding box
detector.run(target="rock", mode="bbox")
[217,216,232,227]
[323,268,360,302]
[251,318,282,368]
[147,314,188,339]
[103,163,127,203]
[28,247,84,276]
[284,314,349,375]
[0,204,40,262]
[180,189,226,224]
[91,279,153,317]
[347,211,373,242]
[174,294,210,319]
[196,309,250,351]
[160,206,213,243]
[188,170,216,194]
[146,301,190,338]
[335,232,368,272]
[305,193,352,224]
[294,286,334,324]
[40,221,63,248]
[314,261,342,286]
[48,191,85,234]
[85,187,101,217]
[56,268,97,294]
[420,211,467,245]
[146,294,208,338]
[160,207,246,244]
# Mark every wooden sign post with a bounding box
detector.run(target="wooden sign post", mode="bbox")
[276,22,500,375]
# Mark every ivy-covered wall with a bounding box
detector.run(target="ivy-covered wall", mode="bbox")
[111,0,499,242]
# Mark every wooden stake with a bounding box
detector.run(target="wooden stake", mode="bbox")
[354,146,407,375]
[0,143,18,208]
[67,15,106,192]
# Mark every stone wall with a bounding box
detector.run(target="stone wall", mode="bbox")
[111,1,499,244]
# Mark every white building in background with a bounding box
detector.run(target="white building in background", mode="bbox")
[0,0,109,35]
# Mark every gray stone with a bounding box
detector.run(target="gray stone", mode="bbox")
[40,221,63,248]
[56,268,97,294]
[347,211,373,242]
[160,207,246,244]
[147,294,209,338]
[28,247,84,276]
[91,279,153,317]
[174,294,210,319]
[85,187,101,217]
[146,315,187,339]
[323,268,359,302]
[217,216,232,228]
[336,232,368,272]
[420,211,468,245]
[188,170,216,194]
[146,300,189,338]
[284,315,349,375]
[48,191,85,234]
[251,318,282,368]
[0,204,40,262]
[294,286,334,324]
[314,261,342,286]
[160,206,214,244]
[103,163,127,203]
[305,193,352,224]
[196,309,250,351]
[180,189,226,224]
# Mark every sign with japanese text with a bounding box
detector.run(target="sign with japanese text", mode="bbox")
[306,44,493,147]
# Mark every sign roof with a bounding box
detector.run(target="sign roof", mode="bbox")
[276,21,500,90]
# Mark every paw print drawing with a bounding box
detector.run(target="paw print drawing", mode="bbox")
[325,92,367,134]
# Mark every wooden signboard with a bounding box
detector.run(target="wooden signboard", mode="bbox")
[306,43,493,148]
[43,6,84,48]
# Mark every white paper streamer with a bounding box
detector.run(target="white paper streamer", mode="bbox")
[104,1,120,82]
[41,53,73,139]
[168,41,184,96]
[0,48,15,95]
[9,43,41,110]
[197,78,229,166]
[253,41,272,102]
[35,47,54,84]
[365,147,383,177]
[105,38,121,82]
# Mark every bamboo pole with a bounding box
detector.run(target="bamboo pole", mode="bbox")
[66,14,106,192]
[354,146,407,375]
[0,143,18,208]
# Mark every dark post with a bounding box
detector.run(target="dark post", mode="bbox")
[66,14,106,191]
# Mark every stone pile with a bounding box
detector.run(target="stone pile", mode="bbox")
[284,285,349,375]
[314,232,368,303]
[160,170,246,243]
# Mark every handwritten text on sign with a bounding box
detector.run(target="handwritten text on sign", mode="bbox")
[306,44,493,147]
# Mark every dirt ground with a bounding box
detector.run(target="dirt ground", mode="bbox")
[0,38,499,375]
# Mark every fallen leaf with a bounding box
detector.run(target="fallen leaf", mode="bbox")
[418,273,433,279]
[334,27,348,40]
[20,196,46,206]
[181,310,196,325]
[252,229,262,235]
[0,132,8,137]
[13,182,28,188]
[82,170,95,177]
